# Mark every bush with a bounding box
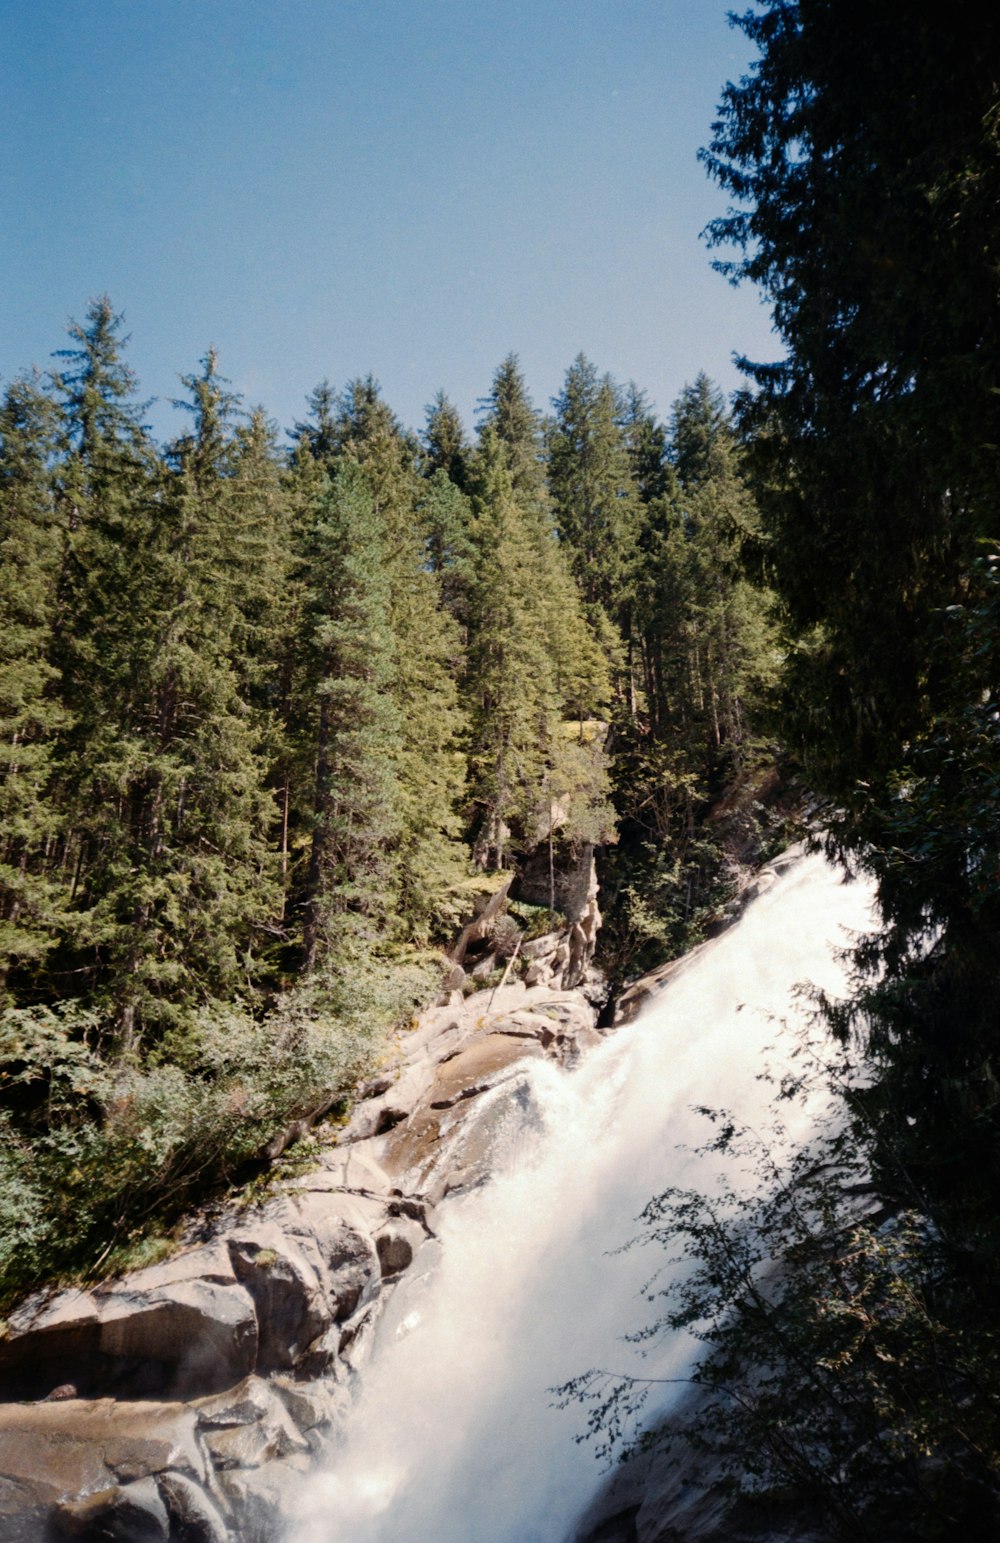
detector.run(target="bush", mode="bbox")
[557,1048,1000,1540]
[0,948,439,1309]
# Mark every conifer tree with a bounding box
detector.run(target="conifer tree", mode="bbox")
[469,429,615,871]
[47,300,165,1021]
[621,383,675,506]
[267,436,326,925]
[702,0,1000,1267]
[0,377,68,992]
[473,359,614,860]
[228,407,296,713]
[547,355,640,621]
[144,359,282,1003]
[421,390,469,489]
[477,354,548,506]
[478,354,611,722]
[53,334,280,1044]
[466,427,559,867]
[300,462,400,975]
[417,468,476,632]
[331,379,470,934]
[633,380,775,788]
[292,379,338,463]
[669,373,730,490]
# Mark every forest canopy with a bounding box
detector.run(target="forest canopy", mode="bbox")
[564,6,1000,1536]
[0,311,778,1302]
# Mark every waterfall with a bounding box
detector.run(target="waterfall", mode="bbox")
[290,849,877,1543]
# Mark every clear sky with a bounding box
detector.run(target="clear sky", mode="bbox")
[2,0,776,443]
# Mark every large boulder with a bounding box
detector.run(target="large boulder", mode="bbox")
[226,1225,328,1374]
[51,1476,171,1542]
[516,842,598,925]
[218,1455,311,1543]
[95,1278,258,1398]
[0,1376,325,1541]
[155,1472,231,1543]
[0,1398,210,1543]
[0,1289,102,1405]
[377,1030,547,1198]
[269,1376,348,1439]
[268,1190,384,1325]
[0,1245,256,1402]
[192,1376,309,1471]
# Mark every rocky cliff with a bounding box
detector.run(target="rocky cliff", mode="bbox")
[0,868,605,1543]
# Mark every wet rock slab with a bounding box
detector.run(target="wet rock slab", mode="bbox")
[0,975,606,1539]
[0,1397,213,1542]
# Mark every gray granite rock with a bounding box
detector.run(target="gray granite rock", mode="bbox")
[51,1476,171,1542]
[0,903,611,1540]
[157,1470,231,1543]
[219,1455,311,1543]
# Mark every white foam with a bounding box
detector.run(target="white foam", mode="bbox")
[291,850,877,1543]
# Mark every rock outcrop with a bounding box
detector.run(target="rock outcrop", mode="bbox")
[0,962,607,1541]
[571,1387,829,1543]
[0,843,818,1541]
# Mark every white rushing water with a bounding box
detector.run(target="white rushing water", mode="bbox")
[291,849,877,1543]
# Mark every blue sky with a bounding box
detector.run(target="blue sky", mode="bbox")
[2,0,775,443]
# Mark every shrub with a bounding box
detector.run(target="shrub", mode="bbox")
[0,948,439,1308]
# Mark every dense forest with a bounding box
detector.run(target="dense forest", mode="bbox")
[0,317,777,1304]
[566,4,1000,1539]
[4,3,998,1536]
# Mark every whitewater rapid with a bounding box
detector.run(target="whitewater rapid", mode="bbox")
[290,848,877,1543]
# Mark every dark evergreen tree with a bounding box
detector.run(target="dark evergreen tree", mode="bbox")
[228,406,296,710]
[417,468,476,630]
[267,436,326,926]
[547,355,640,631]
[477,354,548,506]
[670,5,1000,1530]
[466,428,560,867]
[50,335,280,1044]
[47,299,165,1027]
[114,353,280,1042]
[0,377,68,992]
[704,0,1000,1224]
[421,390,470,489]
[300,462,400,976]
[669,373,729,490]
[331,378,470,933]
[620,382,674,506]
[464,426,613,870]
[292,379,338,463]
[599,376,777,993]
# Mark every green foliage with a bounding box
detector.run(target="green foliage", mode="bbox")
[421,390,470,490]
[1,302,782,1310]
[559,1066,1000,1538]
[623,5,1000,1531]
[331,378,471,939]
[596,832,721,989]
[0,375,68,988]
[417,469,476,628]
[0,958,431,1307]
[477,353,548,506]
[548,354,640,622]
[64,345,282,1044]
[465,428,609,868]
[699,0,1000,1316]
[702,1,1000,799]
[507,898,561,940]
[299,460,400,974]
[599,377,779,992]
